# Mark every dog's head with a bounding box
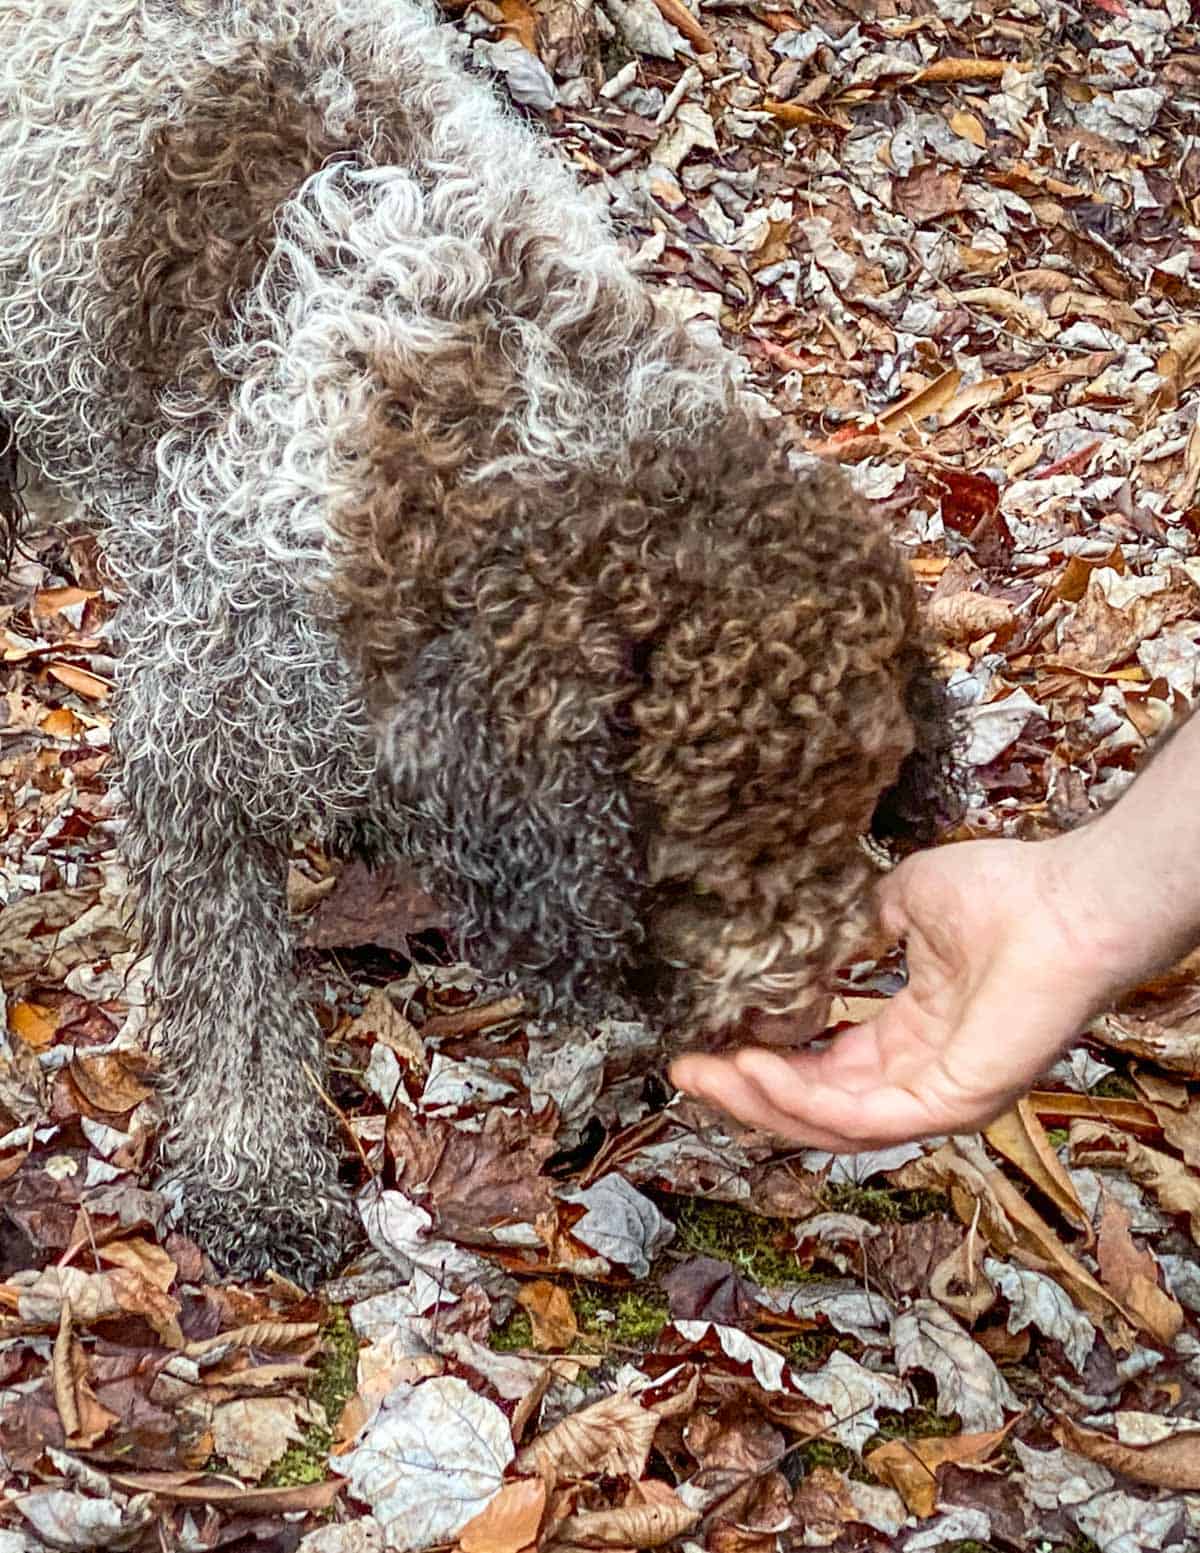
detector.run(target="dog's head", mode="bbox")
[329,407,958,1037]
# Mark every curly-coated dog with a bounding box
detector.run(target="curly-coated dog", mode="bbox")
[0,0,955,1280]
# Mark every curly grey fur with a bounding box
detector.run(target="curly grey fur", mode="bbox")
[0,0,954,1281]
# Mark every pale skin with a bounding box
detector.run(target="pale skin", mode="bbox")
[671,711,1200,1151]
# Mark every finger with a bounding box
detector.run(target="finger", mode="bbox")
[874,874,910,943]
[730,1046,959,1147]
[669,1054,853,1150]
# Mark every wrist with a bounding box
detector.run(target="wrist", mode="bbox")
[1038,815,1189,1001]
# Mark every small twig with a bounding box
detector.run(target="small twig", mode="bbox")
[302,1058,375,1178]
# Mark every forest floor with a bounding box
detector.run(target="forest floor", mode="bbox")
[3,0,1200,1550]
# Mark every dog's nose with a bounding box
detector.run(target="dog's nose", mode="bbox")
[738,997,833,1047]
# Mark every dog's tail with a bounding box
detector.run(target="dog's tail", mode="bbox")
[0,416,23,571]
[869,647,964,851]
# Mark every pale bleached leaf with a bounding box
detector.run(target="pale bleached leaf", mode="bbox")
[893,1299,1019,1432]
[340,1377,514,1552]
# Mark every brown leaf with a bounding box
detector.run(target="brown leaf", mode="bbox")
[926,1137,1137,1352]
[498,0,538,54]
[1056,570,1198,674]
[301,857,443,950]
[1155,322,1200,407]
[387,1106,557,1245]
[1092,1010,1200,1076]
[1130,1070,1200,1169]
[1052,1412,1200,1490]
[552,1490,698,1549]
[184,1321,321,1359]
[420,994,526,1039]
[913,57,1028,84]
[662,1256,758,1325]
[1027,1090,1159,1141]
[68,1051,154,1113]
[1095,1190,1183,1346]
[878,368,963,430]
[1054,546,1126,603]
[949,108,987,147]
[516,1391,659,1482]
[517,1280,578,1352]
[9,1000,61,1050]
[459,1477,546,1553]
[866,1426,1011,1517]
[46,662,111,701]
[984,1098,1091,1237]
[926,591,1015,645]
[648,0,713,52]
[761,98,842,129]
[32,586,99,618]
[894,165,964,223]
[108,1471,340,1512]
[210,1395,313,1481]
[928,1236,996,1325]
[97,1238,178,1293]
[52,1300,118,1448]
[345,986,426,1074]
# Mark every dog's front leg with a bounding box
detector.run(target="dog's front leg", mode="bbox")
[116,636,356,1283]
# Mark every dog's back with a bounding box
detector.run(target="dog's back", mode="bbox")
[0,0,732,509]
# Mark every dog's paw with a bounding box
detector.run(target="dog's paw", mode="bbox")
[163,1160,360,1285]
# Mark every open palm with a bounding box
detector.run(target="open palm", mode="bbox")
[671,839,1112,1152]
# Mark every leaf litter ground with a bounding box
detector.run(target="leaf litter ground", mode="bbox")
[4,1,1200,1550]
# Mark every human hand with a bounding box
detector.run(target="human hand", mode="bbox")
[670,837,1123,1152]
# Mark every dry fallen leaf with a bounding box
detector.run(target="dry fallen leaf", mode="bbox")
[866,1425,1012,1518]
[458,1477,546,1553]
[1069,1122,1200,1244]
[1052,1412,1200,1491]
[516,1390,659,1482]
[516,1279,579,1352]
[1095,1189,1182,1346]
[984,1098,1090,1237]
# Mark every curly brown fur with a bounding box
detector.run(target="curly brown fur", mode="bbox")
[331,403,939,1027]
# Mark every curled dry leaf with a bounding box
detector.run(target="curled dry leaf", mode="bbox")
[984,1098,1090,1238]
[928,1235,996,1325]
[552,1490,698,1549]
[1052,1412,1200,1491]
[928,1137,1138,1351]
[52,1299,119,1449]
[1091,1010,1200,1076]
[516,1390,659,1482]
[184,1322,321,1361]
[926,591,1015,644]
[17,1266,183,1348]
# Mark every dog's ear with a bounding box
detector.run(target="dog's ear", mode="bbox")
[869,646,965,849]
[376,629,654,1019]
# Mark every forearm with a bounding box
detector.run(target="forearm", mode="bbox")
[1044,708,1200,997]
